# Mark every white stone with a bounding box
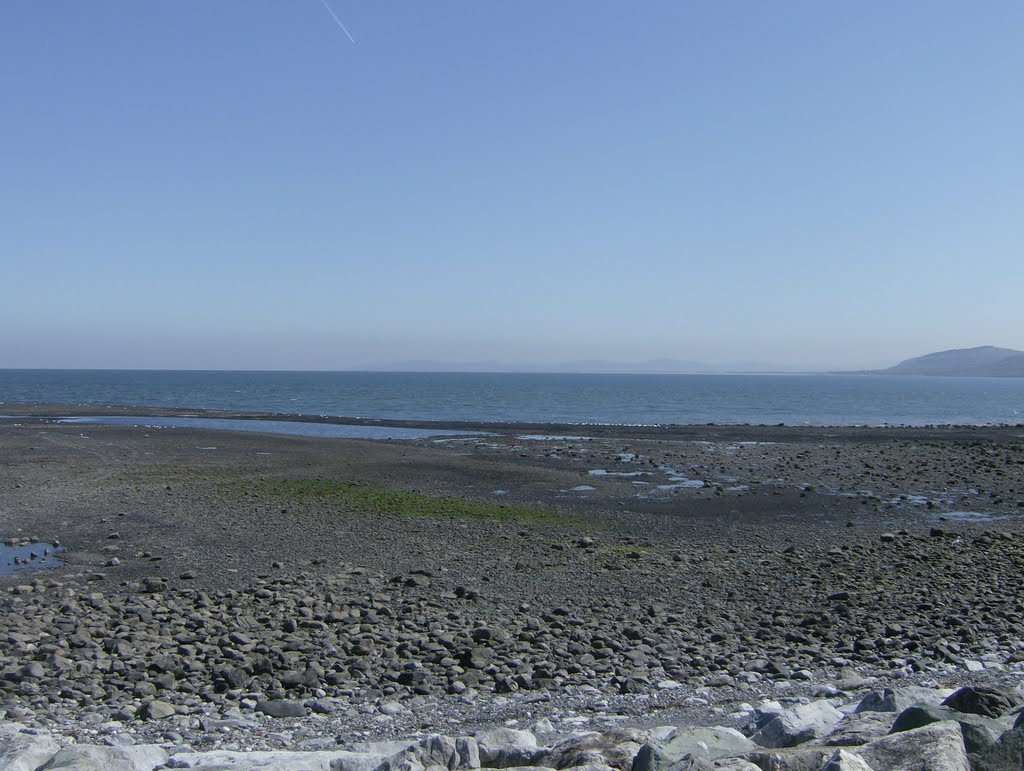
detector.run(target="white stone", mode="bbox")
[750,700,844,748]
[0,723,61,771]
[822,748,875,771]
[858,720,970,771]
[39,743,168,771]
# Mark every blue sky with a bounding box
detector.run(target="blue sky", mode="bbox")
[3,1,1022,371]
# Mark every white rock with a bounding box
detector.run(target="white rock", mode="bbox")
[0,723,61,771]
[474,728,544,768]
[822,748,875,771]
[39,743,168,771]
[857,720,970,771]
[750,700,844,748]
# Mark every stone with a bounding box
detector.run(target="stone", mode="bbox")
[743,747,831,771]
[0,723,61,771]
[821,749,874,771]
[39,743,168,770]
[542,730,648,771]
[475,728,543,768]
[972,727,1024,771]
[749,700,844,748]
[632,727,756,770]
[376,734,480,771]
[140,700,177,720]
[853,686,951,714]
[823,710,893,747]
[889,703,1002,754]
[859,721,970,770]
[941,685,1018,718]
[256,699,308,718]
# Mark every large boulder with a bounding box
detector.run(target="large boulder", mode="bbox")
[821,749,874,771]
[475,728,544,768]
[853,686,952,714]
[542,729,648,771]
[972,727,1024,771]
[858,721,970,771]
[822,711,893,746]
[749,701,844,748]
[0,723,60,771]
[632,727,756,770]
[941,685,1018,718]
[889,703,1003,754]
[375,735,480,771]
[743,746,832,770]
[39,744,168,771]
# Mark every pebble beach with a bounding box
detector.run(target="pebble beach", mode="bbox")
[1,409,1023,769]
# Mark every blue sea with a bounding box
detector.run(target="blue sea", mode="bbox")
[2,369,1023,427]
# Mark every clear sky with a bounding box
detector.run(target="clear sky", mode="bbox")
[3,1,1022,371]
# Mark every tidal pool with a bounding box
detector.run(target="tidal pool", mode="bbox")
[1,541,64,575]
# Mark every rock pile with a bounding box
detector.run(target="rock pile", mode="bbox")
[2,684,1024,769]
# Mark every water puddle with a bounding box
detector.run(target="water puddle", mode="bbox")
[657,481,706,490]
[588,469,650,477]
[59,416,482,440]
[1,540,64,575]
[934,511,1005,523]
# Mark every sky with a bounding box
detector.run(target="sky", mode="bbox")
[3,1,1023,372]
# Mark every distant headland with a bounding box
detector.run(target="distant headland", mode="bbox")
[868,345,1024,377]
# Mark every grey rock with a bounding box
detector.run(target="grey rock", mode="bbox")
[632,727,755,771]
[743,747,831,771]
[39,743,168,771]
[972,727,1024,771]
[941,685,1018,718]
[475,728,543,768]
[0,723,61,771]
[375,734,480,771]
[140,700,177,720]
[542,729,648,771]
[749,701,843,748]
[256,699,308,718]
[889,703,1002,754]
[853,686,952,714]
[859,720,970,770]
[823,711,893,746]
[820,749,874,771]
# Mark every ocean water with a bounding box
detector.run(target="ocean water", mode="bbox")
[1,369,1023,427]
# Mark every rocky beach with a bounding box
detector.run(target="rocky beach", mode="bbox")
[1,409,1023,769]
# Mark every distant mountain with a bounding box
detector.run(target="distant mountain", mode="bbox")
[374,358,795,374]
[879,346,1024,377]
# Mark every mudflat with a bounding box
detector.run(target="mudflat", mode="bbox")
[0,411,1023,747]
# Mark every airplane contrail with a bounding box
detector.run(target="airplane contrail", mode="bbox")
[317,0,357,44]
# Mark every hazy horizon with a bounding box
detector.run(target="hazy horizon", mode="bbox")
[4,2,1022,372]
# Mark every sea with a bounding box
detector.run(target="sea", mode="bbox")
[2,369,1024,428]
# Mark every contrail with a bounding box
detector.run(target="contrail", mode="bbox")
[317,0,357,44]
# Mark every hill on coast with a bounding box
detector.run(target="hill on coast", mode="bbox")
[879,345,1024,377]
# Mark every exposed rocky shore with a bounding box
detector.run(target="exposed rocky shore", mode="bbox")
[0,413,1022,768]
